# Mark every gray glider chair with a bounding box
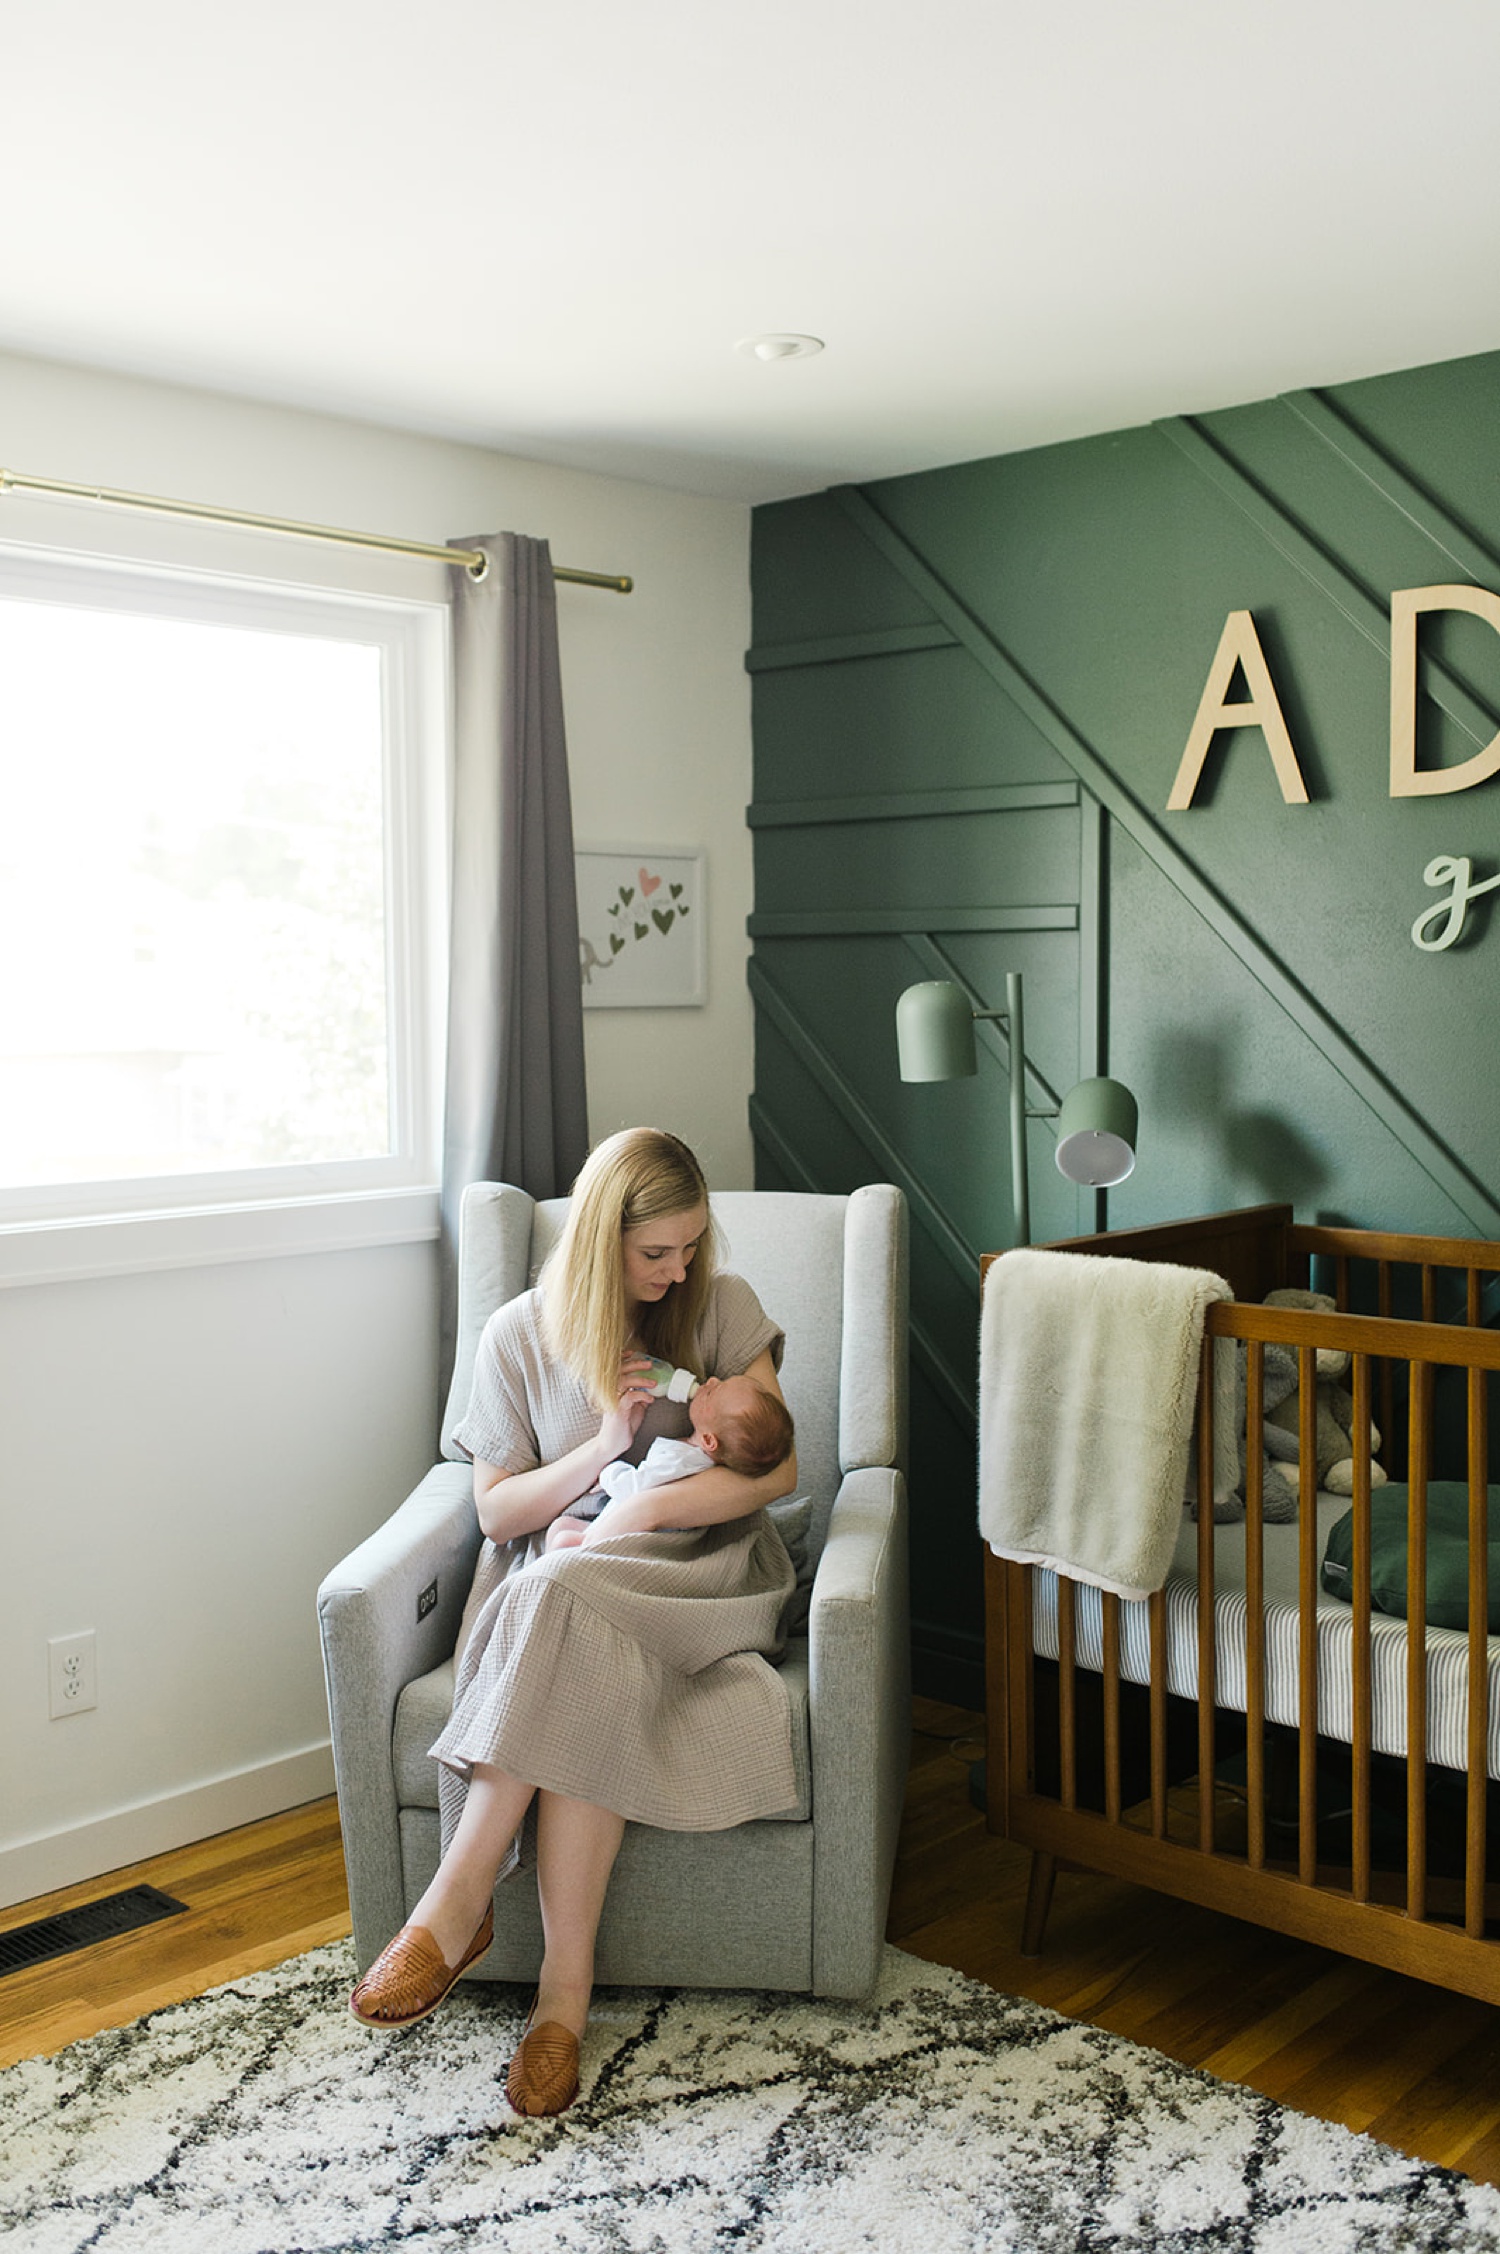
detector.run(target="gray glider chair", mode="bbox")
[318,1183,909,2001]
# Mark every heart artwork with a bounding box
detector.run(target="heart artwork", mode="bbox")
[652,907,675,934]
[639,868,662,897]
[634,922,648,940]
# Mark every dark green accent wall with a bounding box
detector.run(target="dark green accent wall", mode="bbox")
[749,349,1500,1706]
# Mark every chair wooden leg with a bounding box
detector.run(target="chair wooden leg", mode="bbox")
[1020,1850,1057,1956]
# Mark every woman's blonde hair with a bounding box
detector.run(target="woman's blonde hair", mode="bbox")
[539,1128,718,1410]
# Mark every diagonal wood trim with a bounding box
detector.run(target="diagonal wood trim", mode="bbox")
[748,781,1079,828]
[1157,414,1500,754]
[746,1093,823,1194]
[1281,389,1500,591]
[747,958,979,1286]
[829,482,1500,1238]
[749,905,1078,938]
[744,620,957,672]
[746,1093,979,1431]
[907,1314,978,1432]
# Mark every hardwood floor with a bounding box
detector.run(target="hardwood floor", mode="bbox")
[6,1700,1500,2189]
[0,1799,349,2072]
[892,1703,1500,2189]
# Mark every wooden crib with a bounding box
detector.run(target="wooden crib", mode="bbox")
[983,1204,1500,2003]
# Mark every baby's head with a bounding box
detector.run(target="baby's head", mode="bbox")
[689,1375,794,1477]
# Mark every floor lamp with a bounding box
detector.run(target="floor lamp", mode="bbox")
[897,967,1139,1807]
[895,971,1138,1244]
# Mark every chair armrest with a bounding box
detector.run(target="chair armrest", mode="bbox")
[316,1461,481,1966]
[807,1464,910,1998]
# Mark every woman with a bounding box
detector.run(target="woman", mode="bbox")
[350,1128,799,2117]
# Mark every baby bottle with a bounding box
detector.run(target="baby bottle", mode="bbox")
[642,1356,700,1402]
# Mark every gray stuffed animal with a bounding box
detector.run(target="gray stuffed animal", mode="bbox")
[1192,1291,1386,1525]
[1260,1288,1386,1497]
[1194,1337,1300,1523]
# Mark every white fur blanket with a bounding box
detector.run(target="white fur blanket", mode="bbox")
[978,1248,1236,1600]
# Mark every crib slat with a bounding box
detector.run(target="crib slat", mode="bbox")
[1298,1345,1319,1887]
[1150,1588,1169,1839]
[1350,1353,1374,1905]
[1378,1262,1395,1472]
[1407,1360,1431,1924]
[1197,1335,1217,1857]
[1467,1363,1489,1939]
[1245,1342,1267,1872]
[1421,1265,1436,1326]
[1004,1557,1031,1832]
[1335,1255,1350,1312]
[1102,1594,1122,1824]
[1058,1574,1077,1813]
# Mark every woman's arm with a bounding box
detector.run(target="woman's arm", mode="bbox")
[472,1362,653,1544]
[578,1348,797,1542]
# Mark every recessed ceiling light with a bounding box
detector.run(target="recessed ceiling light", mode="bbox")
[736,334,825,362]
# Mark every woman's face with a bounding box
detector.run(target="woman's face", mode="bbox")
[622,1202,708,1309]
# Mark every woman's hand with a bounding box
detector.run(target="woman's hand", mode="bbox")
[595,1355,655,1461]
[471,1358,653,1544]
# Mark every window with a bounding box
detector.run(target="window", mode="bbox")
[0,541,447,1279]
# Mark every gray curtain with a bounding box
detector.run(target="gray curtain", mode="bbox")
[440,531,589,1390]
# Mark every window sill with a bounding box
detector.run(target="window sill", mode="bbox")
[0,1186,441,1289]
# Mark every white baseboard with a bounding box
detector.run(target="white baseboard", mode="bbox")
[0,1743,337,1912]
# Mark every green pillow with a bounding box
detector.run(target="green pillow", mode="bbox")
[766,1492,814,1587]
[1321,1484,1500,1633]
[767,1493,816,1638]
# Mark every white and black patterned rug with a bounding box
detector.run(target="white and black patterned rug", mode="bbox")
[4,1941,1500,2252]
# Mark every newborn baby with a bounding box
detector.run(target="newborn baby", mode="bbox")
[544,1374,794,1550]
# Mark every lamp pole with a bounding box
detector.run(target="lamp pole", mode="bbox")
[968,971,1032,1246]
[895,968,1136,1249]
[1006,971,1030,1248]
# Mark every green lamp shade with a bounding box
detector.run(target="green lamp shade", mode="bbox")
[896,981,977,1081]
[1055,1076,1138,1188]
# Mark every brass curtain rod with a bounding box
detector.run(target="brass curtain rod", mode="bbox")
[0,468,633,592]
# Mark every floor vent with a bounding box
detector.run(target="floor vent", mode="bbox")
[0,1885,189,1976]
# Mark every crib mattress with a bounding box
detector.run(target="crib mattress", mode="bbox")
[1029,1495,1500,1780]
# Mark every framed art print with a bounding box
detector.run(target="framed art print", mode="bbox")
[576,844,706,1008]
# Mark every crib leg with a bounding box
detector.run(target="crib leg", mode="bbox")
[1020,1851,1058,1956]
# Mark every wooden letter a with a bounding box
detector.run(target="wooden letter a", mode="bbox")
[1166,610,1310,811]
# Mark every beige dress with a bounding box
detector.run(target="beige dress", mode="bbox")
[431,1273,798,1864]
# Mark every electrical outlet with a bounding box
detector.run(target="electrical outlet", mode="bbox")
[49,1632,97,1719]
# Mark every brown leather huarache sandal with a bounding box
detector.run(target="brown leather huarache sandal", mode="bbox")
[349,1904,494,2029]
[505,2001,581,2117]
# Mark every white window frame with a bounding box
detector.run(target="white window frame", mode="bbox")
[0,537,450,1287]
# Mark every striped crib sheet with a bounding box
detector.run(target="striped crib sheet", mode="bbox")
[1030,1494,1500,1780]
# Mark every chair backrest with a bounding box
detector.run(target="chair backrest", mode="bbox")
[440,1182,907,1557]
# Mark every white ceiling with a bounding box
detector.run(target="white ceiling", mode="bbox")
[4,0,1499,504]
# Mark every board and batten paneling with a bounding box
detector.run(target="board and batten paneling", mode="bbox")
[749,349,1500,1703]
